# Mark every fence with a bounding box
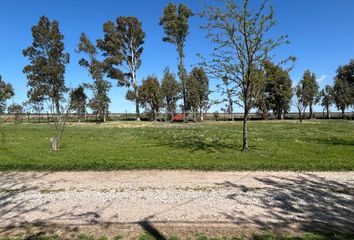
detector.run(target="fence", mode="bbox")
[0,111,353,123]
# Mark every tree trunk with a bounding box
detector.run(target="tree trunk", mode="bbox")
[178,48,187,123]
[342,108,345,119]
[242,110,249,152]
[102,110,106,122]
[154,109,158,121]
[134,86,140,121]
[50,136,60,151]
[298,110,303,123]
[200,108,204,122]
[309,104,313,119]
[326,106,330,119]
[277,111,282,120]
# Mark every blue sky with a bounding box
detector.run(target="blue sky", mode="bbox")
[0,0,353,113]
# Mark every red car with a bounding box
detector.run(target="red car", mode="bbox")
[171,114,185,122]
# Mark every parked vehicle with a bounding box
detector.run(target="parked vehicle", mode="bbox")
[171,114,184,122]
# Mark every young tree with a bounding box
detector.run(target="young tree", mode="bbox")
[139,75,164,120]
[23,16,70,151]
[216,76,237,121]
[319,85,334,119]
[77,33,112,123]
[69,85,87,122]
[160,3,193,122]
[23,16,70,115]
[185,73,200,122]
[299,70,319,119]
[161,68,181,120]
[333,78,351,118]
[201,0,294,151]
[0,75,14,114]
[189,67,209,121]
[294,84,307,123]
[7,103,24,123]
[97,17,145,121]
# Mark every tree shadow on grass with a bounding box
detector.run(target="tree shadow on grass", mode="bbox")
[155,134,240,153]
[217,173,354,234]
[305,137,354,147]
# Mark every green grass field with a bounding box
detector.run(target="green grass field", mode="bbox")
[0,120,353,171]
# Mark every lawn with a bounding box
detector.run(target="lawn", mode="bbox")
[0,120,353,171]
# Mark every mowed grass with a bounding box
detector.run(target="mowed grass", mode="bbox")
[0,120,353,171]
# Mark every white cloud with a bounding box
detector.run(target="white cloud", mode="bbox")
[316,75,327,83]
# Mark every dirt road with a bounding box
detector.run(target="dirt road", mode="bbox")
[0,171,353,238]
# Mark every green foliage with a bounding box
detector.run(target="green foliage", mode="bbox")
[188,67,210,114]
[77,33,112,122]
[0,75,14,113]
[159,3,193,117]
[69,85,87,118]
[299,70,319,118]
[200,0,294,151]
[98,16,145,119]
[255,61,293,120]
[161,68,181,119]
[333,78,352,117]
[0,120,353,171]
[23,16,70,114]
[335,59,354,106]
[139,75,164,120]
[7,103,24,114]
[320,85,334,118]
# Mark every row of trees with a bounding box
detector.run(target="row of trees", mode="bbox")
[295,60,354,121]
[1,0,353,152]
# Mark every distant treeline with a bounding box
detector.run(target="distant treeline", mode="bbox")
[1,111,353,123]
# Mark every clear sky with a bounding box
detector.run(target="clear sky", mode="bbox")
[0,0,353,113]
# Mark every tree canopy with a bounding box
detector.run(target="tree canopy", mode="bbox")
[161,68,181,120]
[77,33,111,122]
[139,75,164,120]
[98,16,145,120]
[23,16,70,114]
[160,3,193,121]
[0,75,14,114]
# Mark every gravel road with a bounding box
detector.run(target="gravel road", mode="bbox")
[0,171,353,238]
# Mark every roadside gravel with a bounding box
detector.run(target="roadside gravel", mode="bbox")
[0,171,353,238]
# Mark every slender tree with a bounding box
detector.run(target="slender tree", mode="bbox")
[299,70,319,119]
[23,16,70,151]
[201,0,294,151]
[319,85,334,119]
[189,67,209,121]
[0,75,14,114]
[294,84,307,123]
[98,17,145,120]
[160,3,193,122]
[161,68,182,120]
[216,76,237,121]
[185,73,200,122]
[69,85,87,122]
[139,75,164,120]
[77,33,112,122]
[23,16,70,115]
[333,78,351,118]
